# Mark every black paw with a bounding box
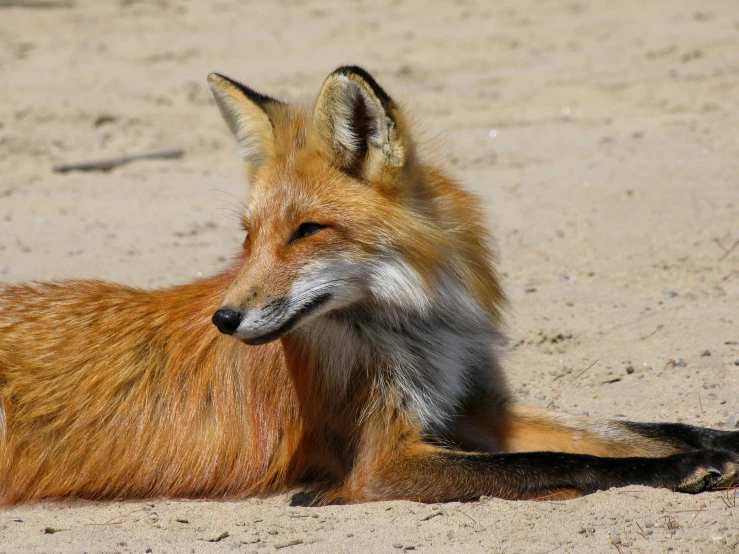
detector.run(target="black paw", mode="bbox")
[671,450,739,493]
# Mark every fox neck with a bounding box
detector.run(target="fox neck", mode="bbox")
[283,277,506,433]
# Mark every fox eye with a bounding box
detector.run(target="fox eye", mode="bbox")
[290,222,325,243]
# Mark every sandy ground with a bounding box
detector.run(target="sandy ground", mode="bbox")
[1,0,738,552]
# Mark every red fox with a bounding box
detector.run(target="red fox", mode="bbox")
[0,66,737,504]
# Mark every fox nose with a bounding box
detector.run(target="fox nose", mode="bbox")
[212,308,242,335]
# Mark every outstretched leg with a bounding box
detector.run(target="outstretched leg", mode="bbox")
[336,406,739,503]
[350,442,739,503]
[501,405,739,458]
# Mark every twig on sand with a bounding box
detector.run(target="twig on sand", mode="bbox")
[688,504,705,528]
[53,148,184,174]
[638,324,663,341]
[455,506,477,525]
[0,0,74,7]
[719,484,738,508]
[85,507,146,526]
[546,360,599,409]
[713,237,739,260]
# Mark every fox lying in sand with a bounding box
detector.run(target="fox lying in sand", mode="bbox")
[0,66,737,504]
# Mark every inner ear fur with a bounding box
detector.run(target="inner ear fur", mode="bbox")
[311,66,410,181]
[207,72,284,181]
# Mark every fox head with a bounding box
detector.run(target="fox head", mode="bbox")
[207,66,503,345]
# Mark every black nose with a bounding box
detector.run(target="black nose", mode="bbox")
[212,308,242,335]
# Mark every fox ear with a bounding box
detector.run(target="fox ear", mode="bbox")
[207,73,282,180]
[311,66,409,180]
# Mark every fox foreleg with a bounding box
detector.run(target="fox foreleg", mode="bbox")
[356,446,739,502]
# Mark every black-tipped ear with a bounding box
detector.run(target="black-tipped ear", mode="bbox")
[207,73,284,180]
[311,66,408,180]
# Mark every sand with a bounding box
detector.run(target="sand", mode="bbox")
[1,0,738,551]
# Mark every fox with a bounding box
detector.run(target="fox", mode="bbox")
[0,66,738,505]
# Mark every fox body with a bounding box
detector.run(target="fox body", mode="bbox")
[1,67,738,504]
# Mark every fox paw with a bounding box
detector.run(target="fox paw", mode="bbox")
[675,451,739,493]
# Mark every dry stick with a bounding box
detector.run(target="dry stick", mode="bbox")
[53,148,184,174]
[715,237,739,261]
[455,506,477,525]
[638,324,663,341]
[539,543,566,554]
[546,360,599,409]
[0,0,73,7]
[688,504,705,528]
[722,485,738,508]
[85,507,146,526]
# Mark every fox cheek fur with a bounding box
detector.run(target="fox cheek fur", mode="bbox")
[0,66,737,504]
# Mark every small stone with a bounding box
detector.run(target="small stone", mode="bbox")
[175,518,189,524]
[94,114,117,127]
[625,365,635,374]
[393,544,403,549]
[207,532,230,543]
[675,359,688,367]
[44,527,60,534]
[274,539,303,549]
[701,349,711,357]
[734,360,739,366]
[230,543,240,550]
